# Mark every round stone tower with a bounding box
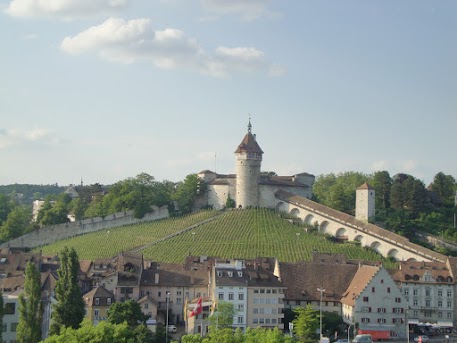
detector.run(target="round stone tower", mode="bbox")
[235,120,263,208]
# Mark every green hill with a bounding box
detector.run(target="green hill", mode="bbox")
[38,209,395,267]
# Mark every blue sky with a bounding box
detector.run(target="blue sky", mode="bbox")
[1,0,456,187]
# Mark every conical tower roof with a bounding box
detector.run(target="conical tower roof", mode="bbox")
[234,119,263,154]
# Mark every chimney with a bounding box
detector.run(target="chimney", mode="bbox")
[155,273,159,285]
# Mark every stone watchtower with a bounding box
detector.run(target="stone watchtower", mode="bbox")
[235,120,263,208]
[355,182,375,222]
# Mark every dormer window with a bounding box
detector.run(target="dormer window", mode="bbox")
[228,271,233,277]
[238,271,243,277]
[217,271,223,277]
[95,298,99,305]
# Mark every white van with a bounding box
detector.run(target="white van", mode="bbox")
[353,334,373,343]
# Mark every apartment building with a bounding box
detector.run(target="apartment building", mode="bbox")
[390,260,454,329]
[341,265,407,340]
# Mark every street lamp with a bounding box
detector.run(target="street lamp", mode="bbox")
[318,287,325,342]
[165,291,170,343]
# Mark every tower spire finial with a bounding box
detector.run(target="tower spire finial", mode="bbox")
[248,115,252,133]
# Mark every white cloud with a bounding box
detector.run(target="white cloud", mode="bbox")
[0,128,61,149]
[5,0,129,20]
[371,160,389,171]
[200,0,274,21]
[398,160,418,173]
[60,17,283,77]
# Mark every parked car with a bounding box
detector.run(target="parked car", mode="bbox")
[352,334,373,343]
[167,325,177,333]
[414,335,429,343]
[335,339,349,343]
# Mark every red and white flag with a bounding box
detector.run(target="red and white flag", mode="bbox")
[188,297,203,318]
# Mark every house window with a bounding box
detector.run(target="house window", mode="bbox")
[413,299,418,306]
[447,290,452,297]
[4,303,15,315]
[363,297,369,302]
[2,323,6,332]
[238,304,244,311]
[404,288,409,296]
[238,293,244,300]
[95,298,100,305]
[395,298,401,303]
[413,289,418,296]
[438,301,443,307]
[438,312,443,318]
[372,287,375,293]
[158,291,161,297]
[94,309,99,316]
[217,271,223,277]
[145,303,149,309]
[447,301,452,308]
[378,318,386,324]
[362,307,371,313]
[238,271,243,277]
[238,316,243,324]
[413,310,418,317]
[447,312,453,319]
[11,323,18,332]
[107,298,112,305]
[177,298,182,305]
[425,300,431,307]
[218,293,224,300]
[228,293,234,300]
[426,289,431,296]
[361,318,370,323]
[387,287,391,293]
[378,308,386,313]
[438,290,443,297]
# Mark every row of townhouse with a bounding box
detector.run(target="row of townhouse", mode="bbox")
[2,248,457,342]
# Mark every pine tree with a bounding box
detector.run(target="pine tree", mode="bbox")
[17,262,43,343]
[50,247,85,335]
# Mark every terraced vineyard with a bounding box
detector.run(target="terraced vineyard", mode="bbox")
[39,208,395,267]
[38,210,219,260]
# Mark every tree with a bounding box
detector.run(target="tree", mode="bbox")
[107,299,148,328]
[173,174,200,214]
[50,247,85,334]
[209,301,235,330]
[17,262,43,343]
[0,206,32,242]
[226,195,236,209]
[370,171,392,210]
[430,172,456,205]
[43,320,154,343]
[293,304,319,342]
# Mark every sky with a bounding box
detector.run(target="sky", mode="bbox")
[1,0,456,187]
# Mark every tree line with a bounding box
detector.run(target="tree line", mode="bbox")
[313,171,457,248]
[0,173,201,244]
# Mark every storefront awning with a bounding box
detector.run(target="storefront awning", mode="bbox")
[408,319,420,325]
[437,321,454,327]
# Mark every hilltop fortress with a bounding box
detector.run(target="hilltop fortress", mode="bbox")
[198,120,315,210]
[197,121,446,263]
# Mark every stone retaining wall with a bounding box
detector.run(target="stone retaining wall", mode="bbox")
[1,206,169,249]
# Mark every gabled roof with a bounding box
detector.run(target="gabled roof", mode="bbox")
[390,260,452,283]
[83,285,114,307]
[279,257,358,301]
[341,265,379,306]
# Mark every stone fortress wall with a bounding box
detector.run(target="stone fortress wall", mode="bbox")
[1,206,169,249]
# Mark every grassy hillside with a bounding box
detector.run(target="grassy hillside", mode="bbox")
[38,209,395,267]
